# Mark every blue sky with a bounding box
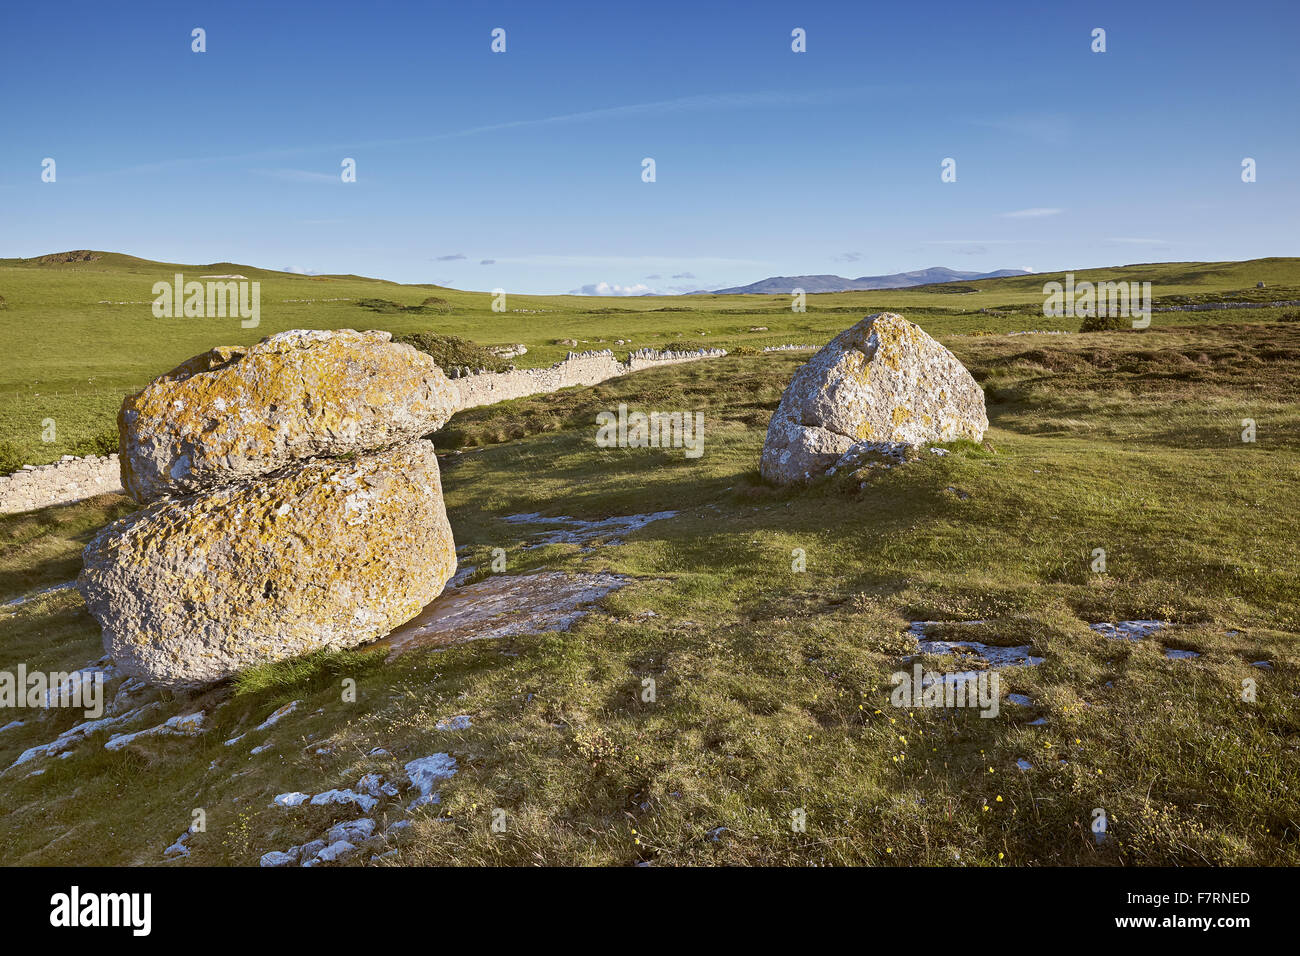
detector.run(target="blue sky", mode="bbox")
[2,0,1296,294]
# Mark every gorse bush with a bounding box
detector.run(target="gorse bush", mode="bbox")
[0,438,24,474]
[1078,312,1133,333]
[357,296,452,315]
[392,331,509,373]
[83,427,119,457]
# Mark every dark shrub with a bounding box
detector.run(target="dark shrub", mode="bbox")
[1079,312,1132,333]
[393,332,508,373]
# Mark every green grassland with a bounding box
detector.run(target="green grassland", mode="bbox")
[0,254,1297,865]
[2,250,1299,468]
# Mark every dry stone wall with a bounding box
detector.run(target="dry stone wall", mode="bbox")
[0,455,124,514]
[0,346,729,514]
[449,347,726,410]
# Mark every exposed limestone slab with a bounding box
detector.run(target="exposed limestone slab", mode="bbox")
[382,571,630,655]
[104,711,206,751]
[502,510,677,548]
[118,329,456,502]
[760,313,988,484]
[78,441,456,688]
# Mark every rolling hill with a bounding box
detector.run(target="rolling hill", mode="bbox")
[711,267,1034,294]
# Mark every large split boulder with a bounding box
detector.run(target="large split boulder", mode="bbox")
[760,312,987,484]
[118,329,457,502]
[77,441,456,688]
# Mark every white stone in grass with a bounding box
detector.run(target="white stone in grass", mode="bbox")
[357,773,398,798]
[405,753,457,808]
[309,788,378,812]
[1090,620,1165,642]
[435,715,472,731]
[328,818,376,844]
[315,840,358,864]
[163,833,191,859]
[43,665,117,708]
[273,792,311,808]
[103,711,205,751]
[7,703,164,770]
[260,849,298,868]
[255,700,300,731]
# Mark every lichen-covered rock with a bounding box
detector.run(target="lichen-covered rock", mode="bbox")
[118,329,456,502]
[760,313,987,484]
[77,441,455,688]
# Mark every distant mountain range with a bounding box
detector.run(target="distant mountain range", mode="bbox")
[709,267,1033,295]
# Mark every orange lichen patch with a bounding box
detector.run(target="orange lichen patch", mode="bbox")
[760,312,988,484]
[77,441,456,688]
[119,330,456,502]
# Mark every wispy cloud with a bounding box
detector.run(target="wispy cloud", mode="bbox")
[433,253,467,261]
[833,252,863,263]
[479,258,496,265]
[44,87,889,185]
[1000,207,1063,219]
[253,168,339,184]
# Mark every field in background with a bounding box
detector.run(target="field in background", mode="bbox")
[1,321,1297,865]
[2,251,1299,467]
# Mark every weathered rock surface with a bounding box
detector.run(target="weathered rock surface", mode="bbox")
[118,329,456,502]
[760,313,987,484]
[78,441,456,688]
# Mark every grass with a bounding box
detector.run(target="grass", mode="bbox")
[3,250,1300,465]
[1,314,1297,866]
